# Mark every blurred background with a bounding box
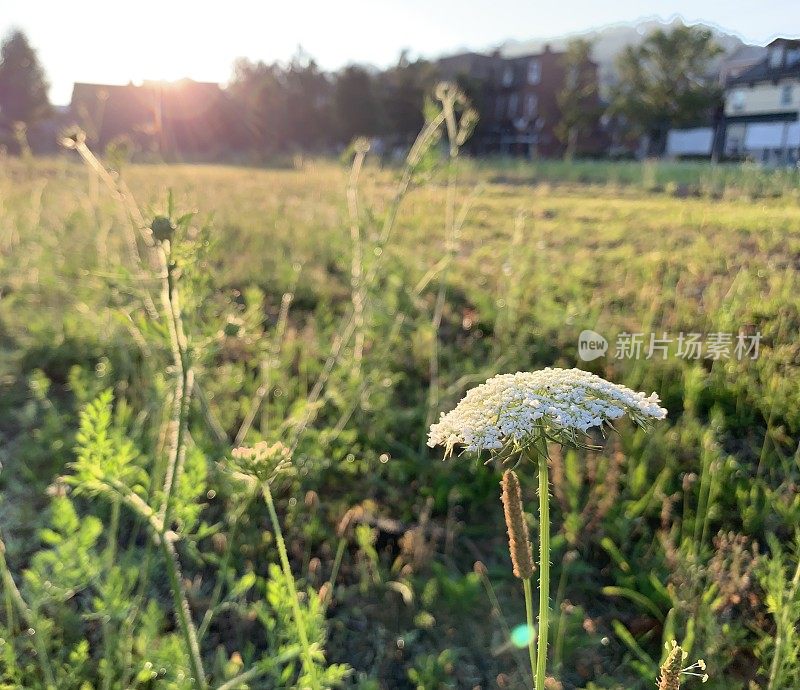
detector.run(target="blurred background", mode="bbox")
[1,1,799,164]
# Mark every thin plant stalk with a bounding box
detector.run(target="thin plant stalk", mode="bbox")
[198,486,258,640]
[160,254,195,529]
[89,478,206,690]
[290,109,447,452]
[159,534,207,689]
[552,552,572,673]
[101,497,122,690]
[346,140,369,373]
[261,481,318,687]
[767,549,800,690]
[424,86,462,444]
[63,137,193,534]
[0,538,56,689]
[522,578,537,686]
[235,289,294,446]
[474,564,531,684]
[324,538,347,606]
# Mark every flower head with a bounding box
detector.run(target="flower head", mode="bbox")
[428,367,667,457]
[659,641,708,688]
[230,441,292,482]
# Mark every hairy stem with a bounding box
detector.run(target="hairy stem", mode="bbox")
[159,534,207,689]
[533,439,551,690]
[160,254,194,529]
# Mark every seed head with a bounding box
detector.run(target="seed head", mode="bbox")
[658,641,683,690]
[151,216,176,243]
[230,441,292,482]
[500,470,535,579]
[59,126,86,149]
[659,641,709,689]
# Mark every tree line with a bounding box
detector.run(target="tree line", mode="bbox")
[0,26,724,157]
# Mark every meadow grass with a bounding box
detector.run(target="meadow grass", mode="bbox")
[0,150,799,689]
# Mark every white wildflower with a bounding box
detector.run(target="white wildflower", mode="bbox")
[428,367,667,457]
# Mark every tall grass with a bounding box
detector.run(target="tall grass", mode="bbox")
[0,94,799,688]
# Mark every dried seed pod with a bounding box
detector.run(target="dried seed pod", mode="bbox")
[500,470,535,580]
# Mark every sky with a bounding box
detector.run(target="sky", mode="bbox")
[3,0,800,105]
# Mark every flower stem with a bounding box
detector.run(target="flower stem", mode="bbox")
[261,481,318,687]
[535,447,551,690]
[523,577,537,687]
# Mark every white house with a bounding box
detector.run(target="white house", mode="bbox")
[720,38,800,165]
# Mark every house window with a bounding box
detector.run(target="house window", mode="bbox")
[527,59,541,85]
[769,46,785,69]
[780,84,793,106]
[508,93,519,117]
[787,48,800,66]
[731,90,745,112]
[524,93,538,117]
[502,66,514,87]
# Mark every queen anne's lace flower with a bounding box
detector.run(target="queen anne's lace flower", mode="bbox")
[428,367,667,456]
[230,441,292,481]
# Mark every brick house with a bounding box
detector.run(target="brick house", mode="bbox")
[437,45,604,157]
[70,79,241,157]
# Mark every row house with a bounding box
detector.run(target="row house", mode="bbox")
[437,46,604,157]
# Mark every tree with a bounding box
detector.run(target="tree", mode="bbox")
[0,29,51,125]
[379,51,434,140]
[333,65,383,143]
[609,25,722,156]
[283,50,332,151]
[228,58,289,154]
[555,38,601,160]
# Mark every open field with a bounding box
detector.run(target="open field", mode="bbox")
[1,153,799,689]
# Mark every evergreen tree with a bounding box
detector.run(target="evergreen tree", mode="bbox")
[334,65,383,142]
[0,29,51,125]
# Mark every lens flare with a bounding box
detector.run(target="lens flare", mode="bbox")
[510,624,534,648]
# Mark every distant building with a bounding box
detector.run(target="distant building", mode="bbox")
[665,127,715,158]
[718,38,800,164]
[437,46,604,157]
[70,79,241,157]
[717,44,769,84]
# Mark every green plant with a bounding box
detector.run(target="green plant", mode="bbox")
[2,93,800,688]
[407,648,457,689]
[756,533,800,690]
[428,369,668,689]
